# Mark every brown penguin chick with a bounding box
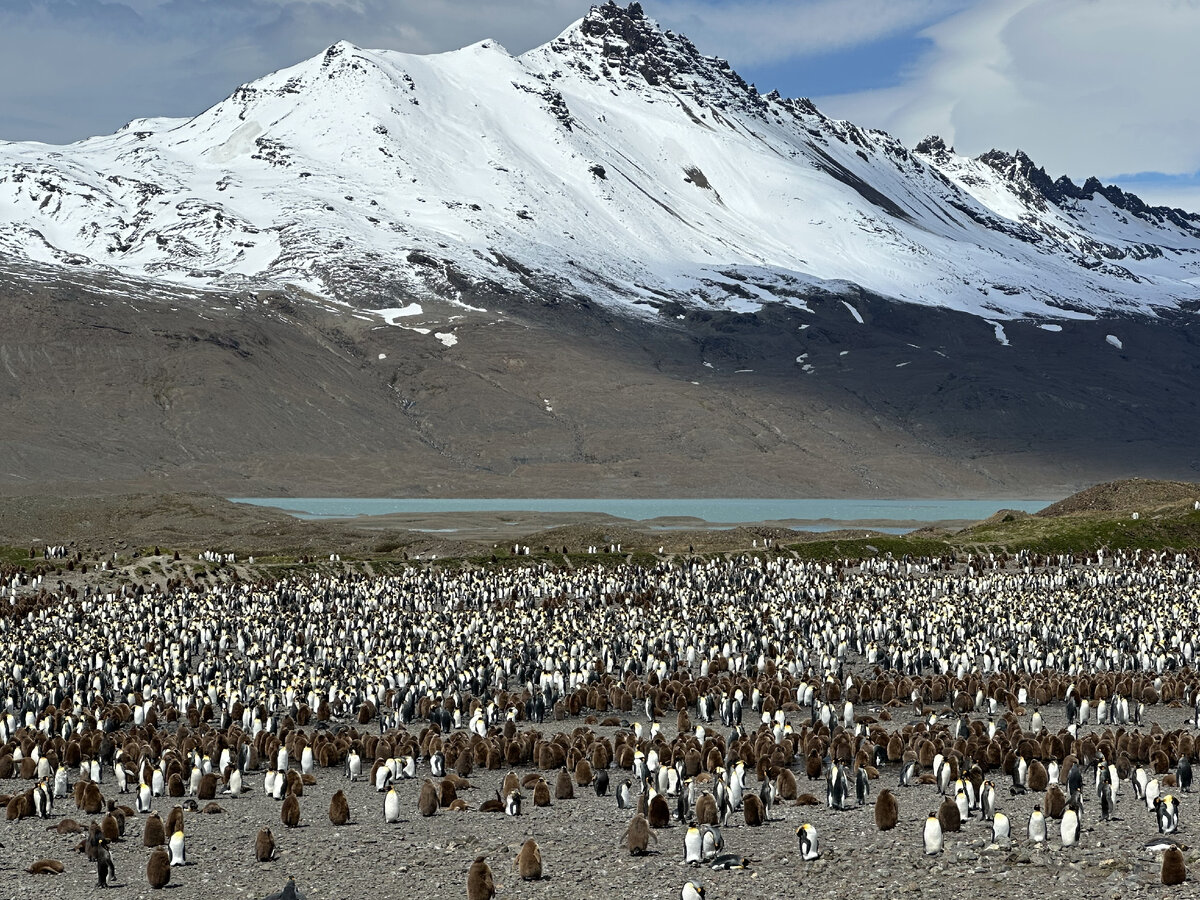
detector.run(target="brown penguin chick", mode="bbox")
[805,752,823,779]
[101,813,122,842]
[574,759,594,787]
[255,827,276,862]
[648,793,671,827]
[328,789,351,826]
[108,807,127,837]
[197,773,218,801]
[501,772,520,798]
[621,814,657,855]
[1043,785,1067,820]
[81,782,104,814]
[280,793,300,828]
[1027,760,1049,792]
[25,859,65,875]
[417,779,439,817]
[201,802,224,814]
[1162,845,1186,886]
[795,793,820,806]
[147,849,171,889]
[449,798,469,812]
[775,768,798,800]
[54,818,85,835]
[938,796,962,833]
[515,839,542,880]
[743,792,765,826]
[555,767,575,800]
[143,813,166,847]
[466,856,495,900]
[874,788,899,831]
[166,806,185,837]
[533,779,552,807]
[439,778,458,808]
[694,792,718,825]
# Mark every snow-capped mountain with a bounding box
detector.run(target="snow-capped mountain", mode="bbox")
[2,1,1199,324]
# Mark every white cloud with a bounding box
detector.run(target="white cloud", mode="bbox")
[1111,181,1200,215]
[815,0,1200,181]
[646,0,967,65]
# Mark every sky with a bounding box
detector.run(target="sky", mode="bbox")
[1,0,1197,212]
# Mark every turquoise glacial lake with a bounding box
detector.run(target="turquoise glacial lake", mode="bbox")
[230,498,1053,533]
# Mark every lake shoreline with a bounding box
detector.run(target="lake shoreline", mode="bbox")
[230,497,1053,539]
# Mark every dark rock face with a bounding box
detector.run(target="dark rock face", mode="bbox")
[2,258,1198,498]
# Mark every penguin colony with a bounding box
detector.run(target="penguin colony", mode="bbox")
[0,546,1199,895]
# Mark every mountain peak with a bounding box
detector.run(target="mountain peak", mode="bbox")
[537,2,758,110]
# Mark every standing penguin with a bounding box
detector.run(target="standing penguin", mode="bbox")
[797,823,820,860]
[466,857,495,900]
[1162,845,1186,886]
[743,793,765,827]
[515,839,542,880]
[255,827,276,862]
[1060,797,1081,848]
[1099,779,1114,821]
[616,778,633,810]
[874,788,899,831]
[595,770,609,797]
[622,814,656,855]
[418,780,439,817]
[169,829,188,866]
[281,793,301,828]
[143,812,166,847]
[992,811,1010,843]
[1155,795,1180,834]
[923,813,943,855]
[504,790,522,817]
[555,767,574,800]
[384,786,401,823]
[855,767,869,806]
[979,781,996,821]
[95,837,117,888]
[328,789,350,826]
[1028,805,1046,844]
[1177,757,1193,794]
[937,796,961,833]
[146,849,171,889]
[684,825,703,865]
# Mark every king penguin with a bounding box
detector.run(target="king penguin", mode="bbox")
[797,823,820,860]
[384,786,401,823]
[169,829,188,866]
[1028,805,1046,844]
[923,812,943,855]
[992,811,1010,843]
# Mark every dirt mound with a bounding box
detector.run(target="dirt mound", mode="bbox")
[1037,478,1200,517]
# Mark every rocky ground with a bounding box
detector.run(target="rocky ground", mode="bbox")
[1,697,1195,899]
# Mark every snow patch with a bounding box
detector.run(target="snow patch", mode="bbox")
[841,301,864,324]
[1106,334,1124,350]
[375,304,423,324]
[985,319,1010,346]
[1038,323,1063,332]
[377,353,387,360]
[435,332,458,347]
